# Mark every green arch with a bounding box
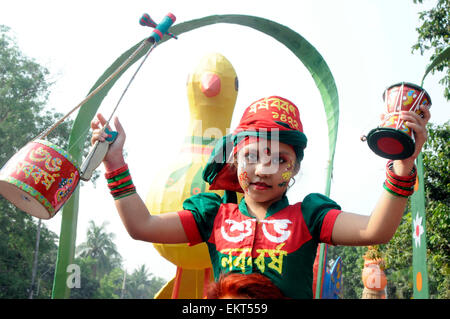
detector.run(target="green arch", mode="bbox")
[52,14,339,298]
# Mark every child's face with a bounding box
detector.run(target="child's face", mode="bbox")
[236,139,298,205]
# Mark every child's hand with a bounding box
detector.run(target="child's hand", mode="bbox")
[393,105,431,175]
[90,113,126,171]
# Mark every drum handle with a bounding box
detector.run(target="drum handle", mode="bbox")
[34,39,154,141]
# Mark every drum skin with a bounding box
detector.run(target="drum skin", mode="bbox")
[0,140,80,219]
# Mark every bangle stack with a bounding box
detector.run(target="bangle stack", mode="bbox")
[105,164,136,200]
[383,160,417,198]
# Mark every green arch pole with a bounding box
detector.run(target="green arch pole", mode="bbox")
[51,14,339,299]
[411,154,429,298]
[51,40,153,298]
[410,46,449,299]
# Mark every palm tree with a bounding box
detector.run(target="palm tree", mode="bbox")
[126,265,151,299]
[76,220,122,279]
[124,265,167,299]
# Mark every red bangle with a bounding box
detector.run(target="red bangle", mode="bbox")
[386,160,417,181]
[104,163,136,200]
[384,180,414,197]
[386,172,416,188]
[105,164,129,180]
[384,161,416,197]
[108,175,133,189]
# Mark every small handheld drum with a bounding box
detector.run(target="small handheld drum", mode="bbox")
[0,140,80,219]
[365,82,431,159]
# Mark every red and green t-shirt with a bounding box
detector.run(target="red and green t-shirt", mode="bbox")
[177,192,341,299]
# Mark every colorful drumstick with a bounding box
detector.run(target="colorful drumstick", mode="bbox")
[140,13,178,43]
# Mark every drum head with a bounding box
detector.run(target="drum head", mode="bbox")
[0,181,50,219]
[366,127,415,160]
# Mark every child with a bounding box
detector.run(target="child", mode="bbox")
[91,96,430,299]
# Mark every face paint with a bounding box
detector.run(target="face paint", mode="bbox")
[278,181,288,187]
[238,171,250,191]
[278,160,295,188]
[281,171,292,181]
[237,159,250,191]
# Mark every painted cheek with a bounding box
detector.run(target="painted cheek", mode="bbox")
[278,171,291,188]
[238,171,250,192]
[281,171,292,181]
[278,160,294,188]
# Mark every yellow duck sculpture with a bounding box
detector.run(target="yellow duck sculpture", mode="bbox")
[145,53,239,298]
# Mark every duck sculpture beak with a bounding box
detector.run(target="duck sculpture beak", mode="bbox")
[200,72,221,97]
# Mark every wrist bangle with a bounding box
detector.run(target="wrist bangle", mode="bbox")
[384,160,417,198]
[105,164,136,200]
[105,164,129,180]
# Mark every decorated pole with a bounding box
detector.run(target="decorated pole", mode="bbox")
[410,47,449,299]
[410,154,429,298]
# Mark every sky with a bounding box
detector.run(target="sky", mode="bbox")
[0,0,448,282]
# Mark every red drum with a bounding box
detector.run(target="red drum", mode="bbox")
[366,82,431,159]
[0,140,80,219]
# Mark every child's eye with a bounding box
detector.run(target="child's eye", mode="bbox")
[245,153,258,162]
[272,157,286,165]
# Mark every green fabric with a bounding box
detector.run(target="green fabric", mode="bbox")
[182,192,341,298]
[202,135,233,188]
[182,192,223,242]
[238,194,290,219]
[301,193,342,241]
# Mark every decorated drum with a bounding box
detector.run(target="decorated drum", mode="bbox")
[0,140,80,219]
[366,82,431,159]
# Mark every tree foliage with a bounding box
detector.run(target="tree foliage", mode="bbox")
[76,221,122,280]
[0,25,65,299]
[70,220,166,299]
[412,0,450,100]
[0,26,165,298]
[0,25,74,164]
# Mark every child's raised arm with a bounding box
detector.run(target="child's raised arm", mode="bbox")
[91,114,189,244]
[331,105,431,246]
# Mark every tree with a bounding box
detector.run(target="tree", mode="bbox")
[97,267,125,299]
[76,220,122,279]
[0,200,59,298]
[68,256,100,299]
[384,122,449,299]
[0,25,70,299]
[328,123,449,299]
[412,0,450,100]
[0,25,74,163]
[125,265,151,299]
[124,264,166,299]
